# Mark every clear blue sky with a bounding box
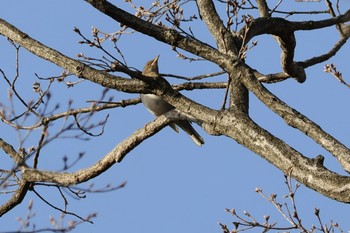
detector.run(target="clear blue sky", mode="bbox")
[1,1,350,232]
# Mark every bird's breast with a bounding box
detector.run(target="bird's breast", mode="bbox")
[140,94,174,116]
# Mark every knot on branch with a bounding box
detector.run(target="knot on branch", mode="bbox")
[285,62,306,83]
[163,29,179,47]
[311,154,325,168]
[202,122,222,136]
[75,65,86,78]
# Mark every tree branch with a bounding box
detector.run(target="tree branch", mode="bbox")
[21,114,172,186]
[256,0,270,17]
[85,0,229,66]
[196,0,239,55]
[208,110,350,203]
[300,36,348,68]
[239,66,350,174]
[0,181,30,217]
[0,138,27,168]
[1,1,350,204]
[196,0,248,112]
[0,19,146,94]
[243,10,350,41]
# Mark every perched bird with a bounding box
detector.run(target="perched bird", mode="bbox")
[140,55,205,146]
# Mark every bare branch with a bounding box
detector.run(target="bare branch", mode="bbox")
[301,34,348,68]
[0,138,27,167]
[196,0,239,55]
[0,181,30,217]
[256,0,270,17]
[32,187,93,224]
[85,0,230,66]
[0,19,144,94]
[241,68,350,173]
[20,114,172,186]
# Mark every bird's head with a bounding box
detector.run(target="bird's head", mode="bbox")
[142,55,160,77]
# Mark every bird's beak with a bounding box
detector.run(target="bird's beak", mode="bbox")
[152,55,160,65]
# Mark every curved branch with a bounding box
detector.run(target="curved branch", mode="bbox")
[245,17,306,82]
[21,114,172,186]
[243,10,350,41]
[242,9,350,83]
[254,35,348,83]
[300,36,348,68]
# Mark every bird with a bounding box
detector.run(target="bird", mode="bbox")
[140,55,205,146]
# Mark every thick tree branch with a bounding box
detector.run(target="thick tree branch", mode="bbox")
[238,65,350,174]
[229,75,249,113]
[154,92,350,202]
[1,2,350,204]
[256,0,270,17]
[276,32,306,83]
[85,0,230,67]
[196,0,248,112]
[216,111,350,203]
[196,0,239,56]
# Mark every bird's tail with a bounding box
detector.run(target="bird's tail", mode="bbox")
[176,121,204,146]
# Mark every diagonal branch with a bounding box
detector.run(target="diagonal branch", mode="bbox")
[239,65,350,174]
[196,0,239,55]
[216,111,350,203]
[291,9,350,31]
[300,36,348,68]
[0,19,174,96]
[21,114,172,186]
[85,0,228,66]
[0,181,30,217]
[0,138,27,167]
